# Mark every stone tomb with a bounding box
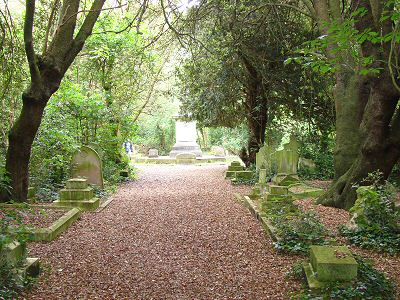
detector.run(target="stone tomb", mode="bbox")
[176,152,197,164]
[169,117,202,157]
[148,149,159,158]
[303,245,358,289]
[55,178,100,210]
[71,145,104,189]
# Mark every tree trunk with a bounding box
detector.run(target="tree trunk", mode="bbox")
[0,0,106,202]
[332,72,369,179]
[4,88,50,201]
[318,74,400,209]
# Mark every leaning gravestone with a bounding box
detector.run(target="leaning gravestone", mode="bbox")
[256,144,273,171]
[71,145,104,189]
[148,149,159,158]
[210,146,226,157]
[272,135,299,175]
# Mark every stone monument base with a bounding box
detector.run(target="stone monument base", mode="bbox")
[169,141,202,158]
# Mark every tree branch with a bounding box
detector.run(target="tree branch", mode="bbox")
[24,0,40,85]
[65,0,106,70]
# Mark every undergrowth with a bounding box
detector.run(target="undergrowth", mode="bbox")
[340,173,400,255]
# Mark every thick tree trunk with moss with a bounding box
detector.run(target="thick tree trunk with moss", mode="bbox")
[239,51,268,166]
[319,73,400,209]
[332,73,369,179]
[313,0,400,209]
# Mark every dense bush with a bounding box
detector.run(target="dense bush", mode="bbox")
[340,178,400,255]
[208,125,249,155]
[272,210,329,254]
[297,133,335,180]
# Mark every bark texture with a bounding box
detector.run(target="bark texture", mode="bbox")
[315,0,400,209]
[239,53,268,166]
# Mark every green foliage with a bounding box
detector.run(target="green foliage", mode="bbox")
[272,210,329,254]
[0,162,11,197]
[339,177,400,254]
[0,205,34,250]
[208,126,249,155]
[297,130,335,180]
[0,205,35,299]
[291,255,396,300]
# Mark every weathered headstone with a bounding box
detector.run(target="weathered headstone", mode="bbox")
[259,168,267,185]
[176,152,197,164]
[87,142,104,159]
[148,149,159,158]
[299,157,316,171]
[256,144,273,171]
[71,145,103,189]
[271,135,299,175]
[210,146,226,157]
[169,116,202,157]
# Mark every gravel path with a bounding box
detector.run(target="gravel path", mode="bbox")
[26,164,300,300]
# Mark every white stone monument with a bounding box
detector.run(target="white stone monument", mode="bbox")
[169,116,202,157]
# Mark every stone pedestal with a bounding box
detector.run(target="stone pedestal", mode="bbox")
[1,241,40,281]
[304,245,358,289]
[55,178,99,211]
[169,117,202,157]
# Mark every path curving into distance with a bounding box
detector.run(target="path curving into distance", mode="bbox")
[27,164,300,299]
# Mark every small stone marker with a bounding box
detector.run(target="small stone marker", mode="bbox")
[176,152,197,164]
[148,149,159,158]
[55,178,99,210]
[211,146,226,157]
[231,161,241,167]
[304,245,358,288]
[71,146,103,189]
[259,169,267,185]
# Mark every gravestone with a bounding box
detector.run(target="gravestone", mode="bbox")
[299,157,316,171]
[87,142,104,159]
[169,116,202,157]
[271,135,299,175]
[259,168,267,185]
[71,145,104,189]
[256,144,273,171]
[210,146,225,157]
[148,149,159,158]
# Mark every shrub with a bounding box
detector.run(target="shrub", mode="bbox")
[272,211,329,254]
[0,205,35,299]
[340,175,400,254]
